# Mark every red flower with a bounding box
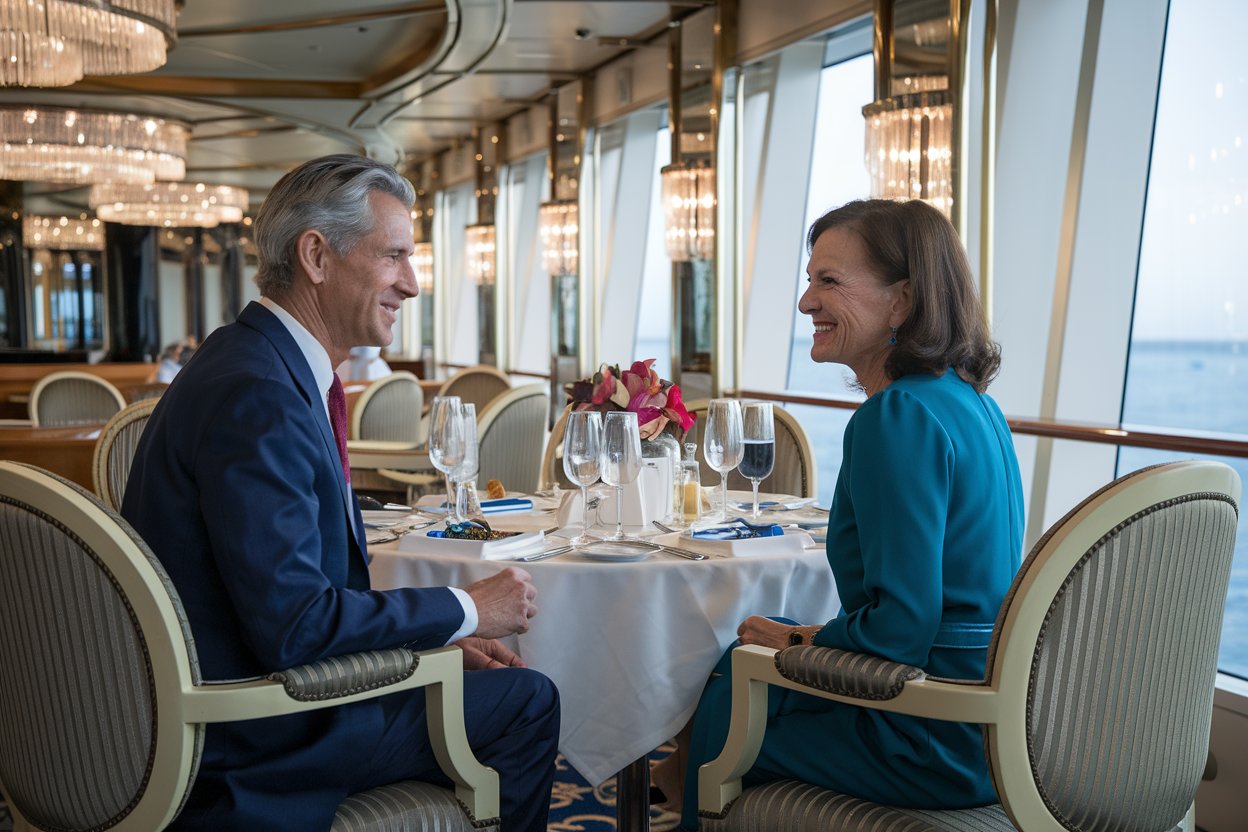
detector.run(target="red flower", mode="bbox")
[566,358,697,441]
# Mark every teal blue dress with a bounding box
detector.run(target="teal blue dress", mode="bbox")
[680,371,1024,829]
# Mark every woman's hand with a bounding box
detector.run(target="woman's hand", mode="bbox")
[736,616,821,650]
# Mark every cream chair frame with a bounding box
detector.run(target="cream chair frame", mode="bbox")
[436,365,512,411]
[29,370,127,427]
[91,397,159,511]
[349,370,425,446]
[699,460,1240,832]
[0,462,499,831]
[538,406,571,492]
[686,399,818,498]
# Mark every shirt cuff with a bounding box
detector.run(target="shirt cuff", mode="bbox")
[446,586,478,644]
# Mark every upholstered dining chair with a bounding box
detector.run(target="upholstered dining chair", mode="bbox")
[697,459,1241,832]
[538,406,573,492]
[92,397,159,512]
[685,399,818,498]
[436,365,512,413]
[350,370,425,446]
[476,384,549,494]
[0,461,500,832]
[29,370,127,427]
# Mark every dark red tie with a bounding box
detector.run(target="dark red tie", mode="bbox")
[328,373,351,484]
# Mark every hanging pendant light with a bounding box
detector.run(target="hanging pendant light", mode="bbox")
[538,199,578,277]
[411,241,433,294]
[89,181,249,228]
[464,223,496,286]
[660,160,715,262]
[23,214,103,250]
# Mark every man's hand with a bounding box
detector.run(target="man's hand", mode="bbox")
[464,566,538,638]
[455,636,527,670]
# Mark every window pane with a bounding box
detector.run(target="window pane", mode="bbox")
[1120,0,1248,678]
[786,53,873,507]
[634,125,673,380]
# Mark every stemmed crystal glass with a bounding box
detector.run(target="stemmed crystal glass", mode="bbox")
[427,395,466,522]
[452,403,479,521]
[740,402,775,519]
[562,410,603,546]
[704,399,744,523]
[600,411,642,541]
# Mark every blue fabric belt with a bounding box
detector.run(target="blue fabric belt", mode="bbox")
[932,621,995,649]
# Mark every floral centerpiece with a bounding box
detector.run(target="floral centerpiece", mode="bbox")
[566,358,696,441]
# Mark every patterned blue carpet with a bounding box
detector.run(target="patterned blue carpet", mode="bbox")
[549,746,679,832]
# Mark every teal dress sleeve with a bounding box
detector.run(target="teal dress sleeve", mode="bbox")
[813,387,952,667]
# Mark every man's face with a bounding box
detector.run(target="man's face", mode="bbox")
[317,191,417,359]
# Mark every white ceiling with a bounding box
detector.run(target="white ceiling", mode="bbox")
[2,0,688,215]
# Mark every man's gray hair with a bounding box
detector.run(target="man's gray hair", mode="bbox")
[253,154,416,295]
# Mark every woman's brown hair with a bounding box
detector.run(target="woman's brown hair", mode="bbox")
[806,198,1001,392]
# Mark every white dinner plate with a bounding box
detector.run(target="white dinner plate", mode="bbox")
[577,540,653,562]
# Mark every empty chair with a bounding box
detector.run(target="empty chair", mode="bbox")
[91,397,159,512]
[350,370,425,446]
[29,371,126,427]
[685,399,817,498]
[437,365,512,412]
[698,460,1241,832]
[0,461,499,831]
[476,384,550,493]
[538,407,574,492]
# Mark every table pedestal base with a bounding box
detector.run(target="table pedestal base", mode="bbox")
[616,756,651,832]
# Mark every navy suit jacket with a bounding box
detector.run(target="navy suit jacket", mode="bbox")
[123,302,466,827]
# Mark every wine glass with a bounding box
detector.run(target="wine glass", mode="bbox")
[600,411,642,541]
[562,410,603,546]
[427,395,465,522]
[703,399,744,523]
[740,402,775,519]
[452,403,479,519]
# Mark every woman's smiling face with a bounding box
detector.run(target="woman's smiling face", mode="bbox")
[797,225,910,394]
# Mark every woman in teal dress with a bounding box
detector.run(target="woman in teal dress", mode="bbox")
[672,198,1024,829]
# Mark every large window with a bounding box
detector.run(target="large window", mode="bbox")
[784,52,873,507]
[1120,0,1247,679]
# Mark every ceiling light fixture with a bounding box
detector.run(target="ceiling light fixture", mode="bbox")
[0,0,178,88]
[411,241,433,294]
[22,214,103,250]
[0,105,188,184]
[538,199,578,277]
[464,224,496,286]
[660,161,715,262]
[88,182,249,228]
[863,85,953,215]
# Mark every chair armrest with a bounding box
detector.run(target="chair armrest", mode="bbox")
[182,645,500,823]
[348,445,431,472]
[775,645,924,700]
[698,644,1001,818]
[267,648,418,701]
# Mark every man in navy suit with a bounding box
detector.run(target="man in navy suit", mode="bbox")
[123,154,560,831]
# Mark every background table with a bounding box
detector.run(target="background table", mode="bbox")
[369,524,841,787]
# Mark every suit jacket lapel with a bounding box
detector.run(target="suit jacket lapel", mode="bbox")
[237,303,368,557]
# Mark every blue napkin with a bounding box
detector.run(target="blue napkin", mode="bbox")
[691,518,784,540]
[481,497,533,514]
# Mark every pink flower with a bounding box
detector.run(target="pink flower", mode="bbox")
[565,357,696,441]
[591,366,616,405]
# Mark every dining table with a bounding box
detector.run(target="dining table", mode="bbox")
[367,491,841,831]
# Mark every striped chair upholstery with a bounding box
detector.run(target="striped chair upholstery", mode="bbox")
[351,371,425,445]
[92,397,159,511]
[685,400,817,498]
[29,370,127,427]
[699,461,1239,832]
[0,462,499,831]
[437,365,512,413]
[477,384,549,494]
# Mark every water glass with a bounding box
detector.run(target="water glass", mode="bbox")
[741,402,775,519]
[600,411,642,540]
[704,399,744,523]
[427,396,465,521]
[451,403,479,521]
[562,410,603,545]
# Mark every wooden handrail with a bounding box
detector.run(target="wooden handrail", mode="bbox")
[733,388,1248,460]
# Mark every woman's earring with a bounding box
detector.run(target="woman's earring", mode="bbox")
[888,326,898,346]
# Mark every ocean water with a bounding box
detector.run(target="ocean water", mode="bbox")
[635,335,1248,678]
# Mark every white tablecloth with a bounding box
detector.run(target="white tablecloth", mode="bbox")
[368,508,841,786]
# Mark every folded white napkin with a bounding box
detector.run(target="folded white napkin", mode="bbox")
[651,529,815,557]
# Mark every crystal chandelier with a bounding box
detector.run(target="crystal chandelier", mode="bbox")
[660,161,715,262]
[89,182,250,228]
[863,87,953,216]
[0,105,188,184]
[411,241,433,294]
[464,224,495,286]
[23,214,103,250]
[0,0,177,88]
[538,199,577,277]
